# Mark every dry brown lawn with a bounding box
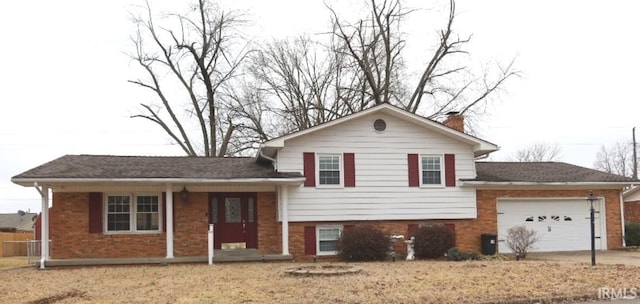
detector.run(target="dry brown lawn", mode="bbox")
[1,259,639,304]
[0,257,29,270]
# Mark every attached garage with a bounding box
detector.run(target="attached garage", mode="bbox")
[497,198,606,253]
[466,162,637,254]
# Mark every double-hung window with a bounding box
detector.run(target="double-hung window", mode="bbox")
[421,155,443,186]
[106,194,161,233]
[318,154,341,186]
[317,226,342,255]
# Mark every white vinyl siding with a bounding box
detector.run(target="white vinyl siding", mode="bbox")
[277,113,477,222]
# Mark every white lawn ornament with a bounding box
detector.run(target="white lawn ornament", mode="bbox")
[405,236,415,260]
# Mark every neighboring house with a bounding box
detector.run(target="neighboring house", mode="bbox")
[0,212,37,233]
[0,211,36,257]
[623,186,640,222]
[11,104,637,266]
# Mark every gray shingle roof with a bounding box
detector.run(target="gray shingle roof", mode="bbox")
[0,213,37,231]
[471,162,637,183]
[12,155,302,180]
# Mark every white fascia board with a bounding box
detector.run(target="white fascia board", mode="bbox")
[11,177,306,187]
[623,185,640,198]
[461,181,639,189]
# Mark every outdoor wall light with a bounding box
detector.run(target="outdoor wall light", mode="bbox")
[586,191,597,266]
[181,186,189,203]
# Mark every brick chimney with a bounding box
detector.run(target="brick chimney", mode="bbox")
[443,111,464,133]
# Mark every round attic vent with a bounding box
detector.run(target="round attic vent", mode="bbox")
[373,119,386,132]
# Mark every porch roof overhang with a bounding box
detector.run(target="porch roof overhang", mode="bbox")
[12,177,306,188]
[12,155,305,188]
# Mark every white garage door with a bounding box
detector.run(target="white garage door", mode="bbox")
[497,198,605,253]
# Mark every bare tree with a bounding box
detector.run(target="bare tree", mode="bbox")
[130,0,520,156]
[248,37,347,134]
[594,141,636,177]
[509,143,562,162]
[328,0,520,120]
[128,0,249,157]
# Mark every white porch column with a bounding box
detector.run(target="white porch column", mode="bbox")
[37,185,49,269]
[165,184,174,258]
[280,185,290,255]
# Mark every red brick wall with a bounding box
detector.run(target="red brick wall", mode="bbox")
[477,189,623,251]
[174,192,209,256]
[625,200,640,223]
[49,191,280,259]
[257,192,281,255]
[287,218,491,262]
[50,193,166,259]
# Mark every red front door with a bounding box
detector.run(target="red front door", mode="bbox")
[210,193,257,249]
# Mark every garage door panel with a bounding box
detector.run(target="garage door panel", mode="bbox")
[497,199,604,253]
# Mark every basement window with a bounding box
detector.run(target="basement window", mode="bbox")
[317,226,342,255]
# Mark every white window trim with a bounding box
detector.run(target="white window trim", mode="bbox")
[419,154,445,188]
[316,153,344,188]
[104,192,163,234]
[316,225,343,256]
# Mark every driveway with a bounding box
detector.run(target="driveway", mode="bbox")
[528,250,640,266]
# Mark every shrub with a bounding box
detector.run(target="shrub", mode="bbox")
[336,225,390,262]
[413,225,456,259]
[445,247,481,261]
[505,225,539,259]
[625,222,640,246]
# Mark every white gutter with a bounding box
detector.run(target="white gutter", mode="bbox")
[461,181,640,187]
[12,177,305,187]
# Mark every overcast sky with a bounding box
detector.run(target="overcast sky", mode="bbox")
[1,0,639,214]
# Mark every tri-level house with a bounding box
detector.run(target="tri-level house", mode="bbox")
[12,104,637,266]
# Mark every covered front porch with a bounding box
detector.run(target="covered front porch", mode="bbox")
[28,183,300,268]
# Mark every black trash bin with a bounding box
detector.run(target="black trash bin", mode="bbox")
[481,233,497,255]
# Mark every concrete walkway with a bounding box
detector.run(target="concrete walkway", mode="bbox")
[527,250,640,266]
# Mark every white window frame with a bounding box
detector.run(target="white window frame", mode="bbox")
[419,155,445,187]
[316,225,343,255]
[316,153,344,188]
[104,192,163,234]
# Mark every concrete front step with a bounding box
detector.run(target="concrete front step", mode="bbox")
[37,252,292,267]
[216,249,259,257]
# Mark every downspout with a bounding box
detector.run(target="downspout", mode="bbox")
[259,149,277,171]
[620,190,626,247]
